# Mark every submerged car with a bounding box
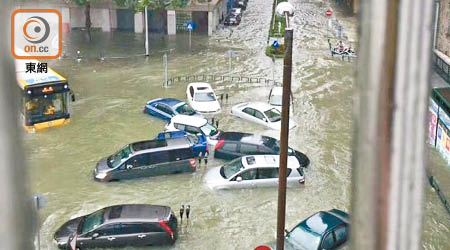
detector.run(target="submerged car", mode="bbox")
[204,155,304,190]
[94,137,197,182]
[268,86,294,113]
[165,115,221,145]
[186,82,221,115]
[144,98,199,121]
[54,204,178,249]
[231,102,297,130]
[262,209,349,250]
[214,132,310,168]
[224,16,241,26]
[156,130,208,157]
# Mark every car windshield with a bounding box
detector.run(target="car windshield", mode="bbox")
[270,95,282,106]
[220,158,244,179]
[107,145,132,168]
[175,103,196,115]
[194,92,216,102]
[80,209,104,234]
[264,108,282,122]
[287,226,322,250]
[200,123,218,136]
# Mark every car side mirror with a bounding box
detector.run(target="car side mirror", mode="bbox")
[263,118,268,123]
[91,232,99,239]
[285,229,289,236]
[236,176,242,182]
[126,164,133,170]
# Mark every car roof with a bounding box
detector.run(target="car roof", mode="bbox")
[219,132,277,145]
[155,98,183,107]
[188,82,213,92]
[242,155,300,169]
[131,137,190,153]
[299,210,349,235]
[104,204,171,223]
[245,102,275,111]
[170,115,208,127]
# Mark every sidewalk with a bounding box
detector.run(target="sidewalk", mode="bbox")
[428,149,450,214]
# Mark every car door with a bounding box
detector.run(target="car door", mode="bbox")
[255,167,280,187]
[78,223,122,248]
[138,222,169,246]
[239,143,258,155]
[232,168,257,188]
[153,104,170,120]
[241,107,256,121]
[219,142,241,160]
[117,223,150,247]
[254,109,269,126]
[115,154,148,180]
[147,150,171,176]
[158,104,175,119]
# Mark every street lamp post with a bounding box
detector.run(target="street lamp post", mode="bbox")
[275,2,294,250]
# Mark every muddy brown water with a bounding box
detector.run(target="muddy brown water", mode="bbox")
[24,0,449,249]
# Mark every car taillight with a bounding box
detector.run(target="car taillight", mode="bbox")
[159,221,174,240]
[215,140,225,150]
[206,144,209,153]
[189,158,196,169]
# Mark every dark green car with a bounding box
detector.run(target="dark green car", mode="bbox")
[263,209,349,250]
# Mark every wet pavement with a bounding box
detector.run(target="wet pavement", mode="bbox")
[24,0,449,249]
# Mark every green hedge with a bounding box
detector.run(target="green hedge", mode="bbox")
[265,44,285,58]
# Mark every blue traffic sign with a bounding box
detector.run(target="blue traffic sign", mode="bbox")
[186,21,195,31]
[272,40,280,49]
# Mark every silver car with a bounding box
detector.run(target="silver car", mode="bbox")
[204,155,305,190]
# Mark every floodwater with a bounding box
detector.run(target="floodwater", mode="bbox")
[24,0,449,249]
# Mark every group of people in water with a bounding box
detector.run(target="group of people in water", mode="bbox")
[333,40,355,55]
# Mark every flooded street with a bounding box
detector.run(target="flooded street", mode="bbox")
[24,0,449,249]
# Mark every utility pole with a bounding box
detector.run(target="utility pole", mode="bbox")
[274,2,294,250]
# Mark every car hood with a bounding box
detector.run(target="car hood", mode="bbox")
[96,157,110,173]
[54,216,83,243]
[190,100,221,113]
[204,166,227,189]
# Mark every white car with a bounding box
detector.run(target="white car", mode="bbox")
[186,82,221,115]
[268,86,293,113]
[165,115,221,145]
[204,155,305,190]
[231,102,297,130]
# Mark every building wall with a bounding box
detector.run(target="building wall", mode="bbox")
[437,0,450,57]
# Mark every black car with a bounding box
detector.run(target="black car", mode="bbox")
[214,132,310,167]
[94,137,197,182]
[54,204,178,249]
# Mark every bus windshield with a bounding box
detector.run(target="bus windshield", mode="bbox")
[24,92,68,125]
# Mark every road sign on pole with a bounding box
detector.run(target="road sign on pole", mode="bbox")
[186,22,194,50]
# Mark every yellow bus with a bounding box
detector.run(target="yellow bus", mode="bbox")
[15,58,73,133]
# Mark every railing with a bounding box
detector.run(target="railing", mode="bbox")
[164,74,282,88]
[433,52,450,84]
[428,173,450,215]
